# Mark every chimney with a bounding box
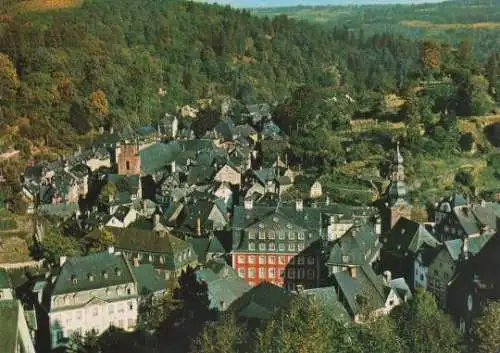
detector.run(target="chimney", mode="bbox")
[296,200,303,212]
[244,198,253,210]
[154,213,160,227]
[133,257,140,268]
[350,267,357,279]
[108,246,115,254]
[383,270,392,285]
[462,237,469,261]
[110,126,114,134]
[220,301,226,311]
[99,126,104,134]
[171,160,176,173]
[59,256,67,267]
[196,215,201,236]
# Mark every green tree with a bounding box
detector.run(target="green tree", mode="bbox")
[86,228,115,254]
[395,288,462,353]
[189,313,245,353]
[99,183,117,203]
[42,226,81,264]
[68,330,101,353]
[137,294,182,332]
[0,52,20,102]
[474,300,500,353]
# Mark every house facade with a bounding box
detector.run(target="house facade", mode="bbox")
[231,200,323,290]
[47,251,139,348]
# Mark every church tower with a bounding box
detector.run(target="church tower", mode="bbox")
[382,141,412,233]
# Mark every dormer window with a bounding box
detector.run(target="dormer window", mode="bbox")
[88,273,94,282]
[115,268,122,276]
[102,271,108,279]
[71,275,78,285]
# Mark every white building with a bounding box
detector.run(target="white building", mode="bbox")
[46,251,139,348]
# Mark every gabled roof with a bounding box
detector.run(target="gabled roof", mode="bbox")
[385,218,440,255]
[327,223,380,266]
[443,233,493,261]
[52,252,134,295]
[229,281,293,320]
[0,300,19,353]
[333,264,385,316]
[139,142,181,175]
[132,264,166,296]
[302,287,350,323]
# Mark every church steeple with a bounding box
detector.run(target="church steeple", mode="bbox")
[387,141,407,205]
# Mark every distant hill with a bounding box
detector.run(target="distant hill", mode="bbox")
[203,0,445,8]
[253,0,500,60]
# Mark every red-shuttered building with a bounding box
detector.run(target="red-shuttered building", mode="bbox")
[231,200,324,290]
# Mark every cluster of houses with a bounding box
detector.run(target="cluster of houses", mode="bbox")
[0,104,499,352]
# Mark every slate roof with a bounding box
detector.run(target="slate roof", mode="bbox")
[214,119,236,141]
[327,223,380,266]
[196,260,251,311]
[252,168,278,185]
[385,218,441,255]
[132,264,166,296]
[443,233,493,261]
[229,281,293,320]
[0,300,19,353]
[52,251,134,295]
[38,202,79,219]
[138,125,157,137]
[87,227,196,270]
[333,264,386,316]
[140,142,181,175]
[302,287,350,323]
[232,204,324,252]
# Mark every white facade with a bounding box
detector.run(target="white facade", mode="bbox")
[50,297,138,343]
[106,208,137,228]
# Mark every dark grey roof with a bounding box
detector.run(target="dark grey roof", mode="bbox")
[327,223,380,266]
[132,264,166,295]
[333,264,385,316]
[302,287,350,323]
[385,218,441,255]
[52,252,134,295]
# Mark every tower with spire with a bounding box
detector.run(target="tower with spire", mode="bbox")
[382,141,412,233]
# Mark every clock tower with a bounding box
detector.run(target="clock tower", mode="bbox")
[382,142,412,233]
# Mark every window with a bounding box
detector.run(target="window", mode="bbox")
[76,311,82,320]
[248,269,256,278]
[238,256,246,264]
[126,161,130,170]
[278,243,285,252]
[278,232,285,240]
[268,243,276,251]
[298,243,305,252]
[92,307,98,317]
[342,255,349,263]
[56,331,64,343]
[278,256,286,265]
[268,268,275,278]
[288,243,296,251]
[268,256,276,264]
[297,268,305,279]
[259,256,266,264]
[259,231,265,240]
[288,269,296,279]
[248,256,255,264]
[127,288,131,295]
[307,256,315,265]
[268,231,275,239]
[108,304,114,314]
[128,319,136,329]
[128,302,134,311]
[238,269,245,278]
[248,232,256,240]
[297,256,305,265]
[288,232,295,240]
[117,304,124,313]
[248,243,255,251]
[259,243,266,251]
[298,232,305,240]
[259,268,266,279]
[307,269,315,280]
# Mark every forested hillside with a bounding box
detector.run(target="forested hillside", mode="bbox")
[0,0,496,152]
[254,0,500,61]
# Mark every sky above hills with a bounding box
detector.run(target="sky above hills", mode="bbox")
[204,0,446,8]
